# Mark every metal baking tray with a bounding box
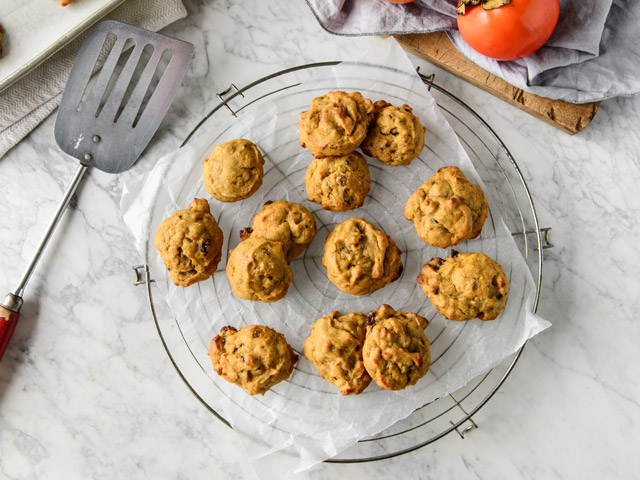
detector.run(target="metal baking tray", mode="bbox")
[0,0,126,93]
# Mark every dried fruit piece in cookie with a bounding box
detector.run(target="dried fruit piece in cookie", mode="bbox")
[226,237,293,303]
[404,166,488,248]
[209,325,298,396]
[304,311,371,395]
[299,91,374,158]
[417,250,510,321]
[360,100,426,166]
[240,200,317,262]
[153,198,224,287]
[363,305,430,391]
[322,217,403,296]
[203,138,265,202]
[304,152,371,212]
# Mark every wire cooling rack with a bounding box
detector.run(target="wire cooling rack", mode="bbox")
[132,62,552,463]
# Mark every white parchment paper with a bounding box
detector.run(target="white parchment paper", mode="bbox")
[121,38,550,476]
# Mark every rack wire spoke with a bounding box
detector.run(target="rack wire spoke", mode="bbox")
[134,62,546,463]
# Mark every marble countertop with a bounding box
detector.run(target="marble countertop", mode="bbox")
[1,1,639,478]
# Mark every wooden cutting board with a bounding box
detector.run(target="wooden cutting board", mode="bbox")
[394,31,599,135]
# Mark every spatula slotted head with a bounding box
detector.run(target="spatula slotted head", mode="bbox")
[54,20,194,174]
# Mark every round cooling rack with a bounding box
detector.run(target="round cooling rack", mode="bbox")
[133,61,547,463]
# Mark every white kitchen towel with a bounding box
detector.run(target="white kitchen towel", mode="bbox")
[305,0,640,103]
[0,0,187,159]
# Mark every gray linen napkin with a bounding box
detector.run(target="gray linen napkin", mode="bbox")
[306,0,457,34]
[304,0,640,103]
[0,0,187,159]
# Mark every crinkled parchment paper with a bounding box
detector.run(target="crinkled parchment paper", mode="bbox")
[121,37,550,477]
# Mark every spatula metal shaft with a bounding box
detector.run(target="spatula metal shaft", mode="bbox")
[12,163,88,299]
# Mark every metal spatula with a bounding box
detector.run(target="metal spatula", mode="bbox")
[0,20,194,360]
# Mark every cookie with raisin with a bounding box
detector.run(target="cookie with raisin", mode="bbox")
[209,325,298,395]
[418,250,509,321]
[322,217,403,296]
[203,138,265,202]
[240,200,316,262]
[404,166,488,248]
[304,152,371,212]
[362,305,430,391]
[304,311,371,395]
[299,91,374,158]
[153,198,223,287]
[361,100,425,166]
[226,237,293,303]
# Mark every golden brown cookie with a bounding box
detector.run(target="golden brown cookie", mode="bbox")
[304,152,371,211]
[153,198,224,287]
[226,236,293,303]
[362,305,431,391]
[404,166,488,248]
[203,138,265,202]
[240,200,317,262]
[208,325,298,396]
[360,100,426,166]
[322,217,403,296]
[417,250,510,321]
[299,91,374,158]
[304,311,371,395]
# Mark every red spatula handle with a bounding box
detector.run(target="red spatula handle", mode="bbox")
[0,304,20,360]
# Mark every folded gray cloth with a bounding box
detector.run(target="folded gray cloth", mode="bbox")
[305,0,640,103]
[306,0,457,34]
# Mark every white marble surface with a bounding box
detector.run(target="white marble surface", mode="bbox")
[1,1,639,479]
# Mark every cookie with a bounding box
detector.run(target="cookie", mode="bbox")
[417,250,510,321]
[304,311,371,395]
[208,325,298,396]
[362,305,431,391]
[240,200,317,262]
[404,166,488,248]
[322,217,403,296]
[360,100,426,166]
[304,152,371,211]
[153,198,224,287]
[203,138,265,202]
[299,91,374,158]
[226,236,293,303]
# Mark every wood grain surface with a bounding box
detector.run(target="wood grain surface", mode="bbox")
[394,31,599,135]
